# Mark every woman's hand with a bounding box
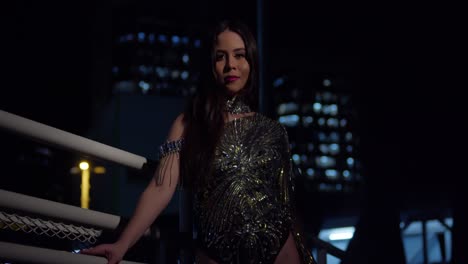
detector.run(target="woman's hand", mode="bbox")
[81,242,128,264]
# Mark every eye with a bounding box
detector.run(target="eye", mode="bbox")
[215,53,225,61]
[234,53,246,59]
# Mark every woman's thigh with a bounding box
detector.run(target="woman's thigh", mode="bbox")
[196,249,218,264]
[274,232,301,264]
[196,232,300,264]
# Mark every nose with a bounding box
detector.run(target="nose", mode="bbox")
[224,55,237,72]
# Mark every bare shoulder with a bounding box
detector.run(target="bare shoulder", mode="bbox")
[167,113,185,141]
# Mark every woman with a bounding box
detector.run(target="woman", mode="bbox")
[82,19,316,264]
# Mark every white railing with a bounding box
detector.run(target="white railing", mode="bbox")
[0,109,155,264]
[0,210,102,244]
[0,189,121,231]
[0,109,146,169]
[0,241,144,264]
[0,189,153,238]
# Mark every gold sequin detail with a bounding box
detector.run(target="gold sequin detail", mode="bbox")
[194,114,315,264]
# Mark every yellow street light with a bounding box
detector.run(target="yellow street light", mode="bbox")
[79,161,90,209]
[79,161,89,170]
[70,161,106,209]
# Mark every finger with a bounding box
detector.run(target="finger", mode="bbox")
[80,247,91,254]
[108,258,120,264]
[81,247,102,255]
[108,253,123,264]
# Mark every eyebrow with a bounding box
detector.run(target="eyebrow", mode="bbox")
[215,48,246,53]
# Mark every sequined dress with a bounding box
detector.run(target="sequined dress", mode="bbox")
[194,113,315,264]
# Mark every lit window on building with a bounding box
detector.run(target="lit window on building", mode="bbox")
[112,21,204,97]
[279,115,300,127]
[274,74,361,192]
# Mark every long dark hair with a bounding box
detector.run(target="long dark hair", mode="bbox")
[180,19,259,189]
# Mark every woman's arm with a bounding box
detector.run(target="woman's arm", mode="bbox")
[116,113,185,250]
[82,114,185,263]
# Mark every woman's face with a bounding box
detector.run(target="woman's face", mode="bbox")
[214,30,250,95]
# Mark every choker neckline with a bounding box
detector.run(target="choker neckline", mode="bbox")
[224,96,251,114]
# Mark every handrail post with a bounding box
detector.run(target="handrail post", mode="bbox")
[437,232,447,264]
[422,219,428,264]
[317,248,327,264]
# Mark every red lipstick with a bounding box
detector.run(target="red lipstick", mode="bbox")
[224,76,239,83]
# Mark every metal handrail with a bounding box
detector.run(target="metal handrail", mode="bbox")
[0,109,147,169]
[0,241,146,264]
[0,189,152,237]
[0,109,159,263]
[311,236,346,264]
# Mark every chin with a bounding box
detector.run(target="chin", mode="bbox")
[225,85,243,95]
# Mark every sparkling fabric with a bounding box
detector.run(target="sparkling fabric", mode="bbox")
[224,96,252,114]
[195,113,315,264]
